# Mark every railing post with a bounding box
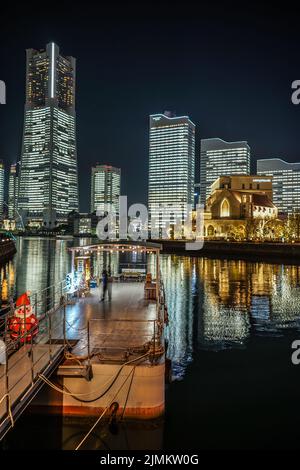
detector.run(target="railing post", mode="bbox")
[63,303,66,350]
[51,285,54,311]
[48,312,52,362]
[87,320,91,368]
[23,302,27,345]
[44,289,47,314]
[34,292,38,317]
[156,251,160,303]
[30,329,34,384]
[4,315,10,420]
[153,319,156,362]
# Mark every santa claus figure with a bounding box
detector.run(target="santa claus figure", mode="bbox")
[8,292,38,343]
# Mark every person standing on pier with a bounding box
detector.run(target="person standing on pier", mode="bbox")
[107,269,113,301]
[100,269,108,301]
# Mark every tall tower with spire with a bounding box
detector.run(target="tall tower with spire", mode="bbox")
[18,42,79,228]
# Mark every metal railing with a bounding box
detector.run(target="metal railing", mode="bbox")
[0,280,78,435]
[87,272,166,364]
[87,317,164,364]
[0,273,167,436]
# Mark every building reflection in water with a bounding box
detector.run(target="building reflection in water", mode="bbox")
[160,256,194,379]
[0,238,148,304]
[160,255,300,379]
[2,239,300,381]
[0,238,72,304]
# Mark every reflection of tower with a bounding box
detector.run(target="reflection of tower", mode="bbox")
[161,255,194,378]
[0,160,4,217]
[198,258,251,347]
[270,265,300,323]
[250,296,271,330]
[0,264,9,304]
[15,238,50,295]
[93,250,120,278]
[18,42,79,228]
[14,238,71,296]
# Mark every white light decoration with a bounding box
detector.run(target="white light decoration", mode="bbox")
[51,42,55,98]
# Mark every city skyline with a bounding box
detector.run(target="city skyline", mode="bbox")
[1,49,300,226]
[0,3,299,212]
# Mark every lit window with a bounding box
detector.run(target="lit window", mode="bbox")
[220,198,230,217]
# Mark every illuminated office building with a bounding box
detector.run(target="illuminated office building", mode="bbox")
[200,138,251,204]
[148,112,195,236]
[0,160,4,216]
[257,158,300,214]
[8,162,19,219]
[18,42,79,227]
[90,164,121,214]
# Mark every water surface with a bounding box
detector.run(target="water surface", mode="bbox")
[2,239,300,450]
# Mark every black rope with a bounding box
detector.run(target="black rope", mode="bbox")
[121,366,135,420]
[63,354,147,403]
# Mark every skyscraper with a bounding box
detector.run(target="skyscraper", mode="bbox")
[0,160,4,217]
[18,42,79,227]
[91,164,121,214]
[257,158,300,214]
[200,138,251,204]
[148,112,195,236]
[8,163,19,219]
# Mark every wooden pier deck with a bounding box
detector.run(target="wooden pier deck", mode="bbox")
[0,281,158,427]
[0,279,164,435]
[58,282,165,420]
[0,242,165,438]
[64,282,157,361]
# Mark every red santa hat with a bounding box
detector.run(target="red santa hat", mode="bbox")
[16,292,31,307]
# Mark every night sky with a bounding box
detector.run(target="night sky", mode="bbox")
[0,2,299,211]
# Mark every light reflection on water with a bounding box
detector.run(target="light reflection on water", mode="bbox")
[161,255,300,379]
[1,239,300,382]
[0,237,72,303]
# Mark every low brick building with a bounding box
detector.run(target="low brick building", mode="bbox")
[204,176,278,239]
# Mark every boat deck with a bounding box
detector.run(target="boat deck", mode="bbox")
[0,281,159,436]
[64,282,157,361]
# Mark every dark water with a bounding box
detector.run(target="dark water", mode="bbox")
[2,238,300,449]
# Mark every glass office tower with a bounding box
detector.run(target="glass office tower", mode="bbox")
[18,42,79,227]
[148,112,195,237]
[8,163,19,219]
[91,164,121,215]
[257,158,300,214]
[200,138,251,204]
